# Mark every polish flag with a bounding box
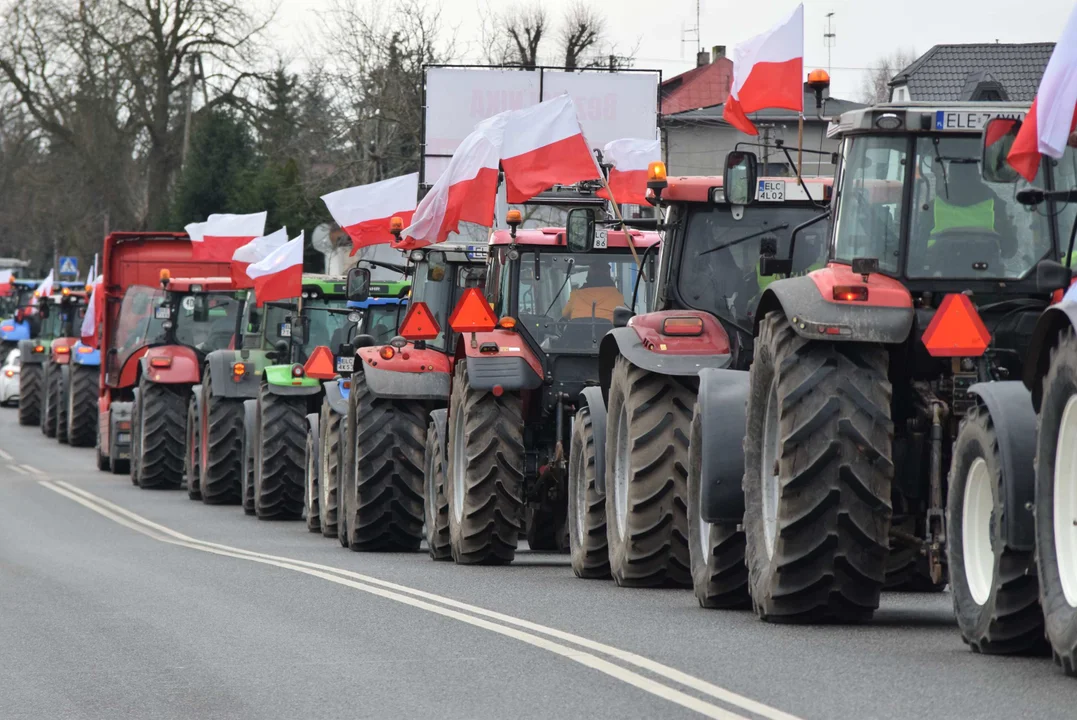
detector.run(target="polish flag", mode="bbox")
[397,114,507,249]
[722,4,804,136]
[597,139,661,206]
[247,232,304,306]
[1008,6,1077,181]
[80,275,104,347]
[191,212,267,262]
[231,227,289,288]
[322,174,419,254]
[185,221,208,242]
[500,95,601,203]
[0,270,12,295]
[36,270,54,298]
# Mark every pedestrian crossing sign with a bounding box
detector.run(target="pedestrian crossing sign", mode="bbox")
[59,256,78,276]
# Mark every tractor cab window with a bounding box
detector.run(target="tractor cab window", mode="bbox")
[833,135,907,273]
[517,251,649,353]
[304,298,351,356]
[907,135,1050,279]
[40,302,64,338]
[1054,146,1077,263]
[112,285,166,367]
[362,303,402,345]
[171,292,242,352]
[413,258,486,350]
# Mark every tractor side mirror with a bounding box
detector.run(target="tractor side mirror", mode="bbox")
[346,266,371,302]
[566,207,596,253]
[613,306,634,328]
[1036,258,1073,293]
[759,256,793,277]
[724,151,758,206]
[982,117,1023,184]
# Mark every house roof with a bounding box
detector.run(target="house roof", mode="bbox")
[664,89,865,125]
[660,58,733,116]
[890,43,1054,102]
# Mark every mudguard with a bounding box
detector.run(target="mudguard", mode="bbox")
[205,350,262,399]
[110,401,133,460]
[71,341,100,367]
[599,324,732,397]
[140,346,201,384]
[323,379,349,416]
[696,368,751,524]
[1023,301,1077,411]
[579,387,609,494]
[456,329,544,391]
[755,269,914,345]
[967,382,1038,551]
[364,363,450,401]
[263,365,322,396]
[18,338,48,365]
[0,318,29,342]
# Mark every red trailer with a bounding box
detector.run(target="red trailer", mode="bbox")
[95,232,229,473]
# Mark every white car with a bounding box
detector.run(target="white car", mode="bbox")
[0,348,20,406]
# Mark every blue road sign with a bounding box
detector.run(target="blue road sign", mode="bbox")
[59,256,78,276]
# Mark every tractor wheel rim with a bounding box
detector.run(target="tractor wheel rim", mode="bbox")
[451,408,466,525]
[697,501,713,566]
[762,379,781,559]
[963,456,994,606]
[1055,395,1077,608]
[612,402,630,540]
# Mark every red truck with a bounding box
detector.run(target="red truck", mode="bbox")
[96,232,229,473]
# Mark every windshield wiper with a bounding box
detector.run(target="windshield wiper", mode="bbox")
[698,224,790,256]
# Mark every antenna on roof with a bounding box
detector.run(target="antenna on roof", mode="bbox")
[824,12,837,76]
[682,0,701,58]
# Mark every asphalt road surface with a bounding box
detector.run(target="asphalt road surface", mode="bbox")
[2,409,1076,720]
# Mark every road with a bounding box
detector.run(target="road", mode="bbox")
[1,409,1075,720]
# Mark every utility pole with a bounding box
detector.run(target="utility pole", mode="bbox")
[824,12,836,76]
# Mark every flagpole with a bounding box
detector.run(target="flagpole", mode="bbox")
[599,174,643,277]
[797,115,804,187]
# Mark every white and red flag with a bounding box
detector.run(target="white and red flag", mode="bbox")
[231,227,289,288]
[597,138,661,205]
[1008,4,1077,181]
[397,114,507,249]
[0,270,12,296]
[322,174,419,254]
[722,4,804,136]
[191,212,267,262]
[36,270,54,298]
[80,274,104,347]
[247,232,304,306]
[185,221,207,243]
[500,94,601,203]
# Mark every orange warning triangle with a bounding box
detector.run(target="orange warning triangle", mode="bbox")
[921,293,991,357]
[304,345,337,380]
[399,301,441,340]
[449,287,497,333]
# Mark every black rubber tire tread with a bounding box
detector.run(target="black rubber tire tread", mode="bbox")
[56,368,69,444]
[66,364,97,447]
[130,392,143,486]
[744,312,893,623]
[948,402,1046,655]
[241,424,255,516]
[185,395,202,500]
[319,398,341,538]
[604,355,693,588]
[136,378,188,489]
[424,419,451,560]
[95,419,110,471]
[1033,327,1077,674]
[445,362,525,565]
[17,363,42,426]
[688,403,750,608]
[199,374,244,505]
[568,407,609,578]
[344,373,426,552]
[885,515,946,592]
[42,363,58,438]
[254,385,306,520]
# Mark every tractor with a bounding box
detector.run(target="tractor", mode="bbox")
[720,101,1066,623]
[331,239,486,552]
[582,163,831,604]
[429,201,661,565]
[40,287,90,443]
[64,336,101,447]
[0,279,41,359]
[18,284,86,427]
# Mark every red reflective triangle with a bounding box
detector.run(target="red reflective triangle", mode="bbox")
[921,294,991,357]
[449,287,497,333]
[304,345,337,380]
[399,301,441,341]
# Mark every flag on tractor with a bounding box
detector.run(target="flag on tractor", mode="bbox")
[322,174,419,253]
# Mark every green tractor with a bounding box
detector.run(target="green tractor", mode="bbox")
[19,287,87,428]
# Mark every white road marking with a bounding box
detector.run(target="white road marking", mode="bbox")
[0,449,12,461]
[8,464,28,475]
[21,464,45,476]
[45,480,803,720]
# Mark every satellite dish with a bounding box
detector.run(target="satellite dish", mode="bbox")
[311,223,333,254]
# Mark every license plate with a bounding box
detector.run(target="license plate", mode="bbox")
[593,227,608,249]
[117,432,130,444]
[117,451,130,460]
[154,306,170,320]
[758,180,785,202]
[335,356,354,373]
[934,110,1025,131]
[279,323,291,338]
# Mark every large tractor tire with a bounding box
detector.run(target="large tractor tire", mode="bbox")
[687,404,750,609]
[341,372,425,552]
[305,423,321,533]
[130,391,143,486]
[948,403,1045,655]
[319,399,341,538]
[17,362,42,426]
[743,312,893,623]
[136,378,188,489]
[95,420,110,472]
[199,375,244,505]
[445,362,525,565]
[41,363,59,438]
[424,418,451,561]
[56,367,69,444]
[66,364,98,447]
[568,406,609,579]
[1033,328,1077,674]
[604,355,693,588]
[253,385,306,520]
[185,395,201,500]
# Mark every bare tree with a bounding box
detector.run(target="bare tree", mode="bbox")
[487,2,547,68]
[861,48,918,104]
[560,1,603,70]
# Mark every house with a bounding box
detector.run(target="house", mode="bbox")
[661,46,733,115]
[889,43,1054,102]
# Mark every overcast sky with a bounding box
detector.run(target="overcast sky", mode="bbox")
[272,0,1068,101]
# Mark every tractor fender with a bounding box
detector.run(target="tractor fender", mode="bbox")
[696,368,751,524]
[456,329,544,391]
[71,341,101,367]
[579,387,609,494]
[0,319,30,342]
[206,351,261,399]
[1023,301,1077,411]
[599,322,732,400]
[18,339,47,365]
[243,399,258,463]
[363,362,450,401]
[263,365,322,396]
[967,381,1038,551]
[323,379,349,416]
[755,270,914,345]
[140,346,201,384]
